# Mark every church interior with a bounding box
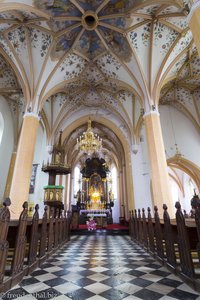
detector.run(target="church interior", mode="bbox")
[1,0,200,299]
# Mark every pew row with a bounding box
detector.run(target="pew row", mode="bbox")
[0,200,71,293]
[129,202,200,292]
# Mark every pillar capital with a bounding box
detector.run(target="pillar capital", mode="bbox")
[23,111,40,120]
[187,1,200,23]
[143,109,160,118]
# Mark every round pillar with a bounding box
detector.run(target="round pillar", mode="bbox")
[144,110,174,217]
[9,112,40,219]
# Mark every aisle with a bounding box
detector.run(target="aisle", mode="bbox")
[2,233,200,300]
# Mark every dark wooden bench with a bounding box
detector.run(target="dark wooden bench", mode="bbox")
[0,202,71,293]
[129,203,200,292]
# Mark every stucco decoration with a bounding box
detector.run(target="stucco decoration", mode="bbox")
[160,54,200,130]
[7,93,25,114]
[161,45,200,122]
[128,2,190,88]
[81,64,104,83]
[0,55,18,88]
[33,0,134,61]
[0,0,198,144]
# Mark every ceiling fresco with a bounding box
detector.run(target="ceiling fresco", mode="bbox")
[33,0,134,61]
[160,50,200,130]
[0,0,199,154]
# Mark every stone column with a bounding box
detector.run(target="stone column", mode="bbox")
[3,151,17,198]
[9,112,40,219]
[64,174,69,210]
[143,110,174,217]
[69,175,73,209]
[118,173,123,218]
[122,164,129,220]
[119,170,125,219]
[85,178,89,208]
[188,1,200,57]
[106,179,108,202]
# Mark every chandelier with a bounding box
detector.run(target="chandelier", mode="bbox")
[77,120,102,153]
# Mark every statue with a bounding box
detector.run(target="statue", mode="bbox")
[86,216,96,231]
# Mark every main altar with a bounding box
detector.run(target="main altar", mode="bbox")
[75,156,114,225]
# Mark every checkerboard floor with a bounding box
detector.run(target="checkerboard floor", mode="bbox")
[2,233,200,299]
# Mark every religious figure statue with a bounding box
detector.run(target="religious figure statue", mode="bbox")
[55,152,61,164]
[87,216,96,231]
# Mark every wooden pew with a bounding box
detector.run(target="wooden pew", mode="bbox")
[0,203,71,294]
[147,207,155,255]
[0,199,10,286]
[39,206,48,265]
[66,211,71,241]
[47,207,54,254]
[142,208,148,250]
[154,206,164,262]
[129,203,200,292]
[138,209,143,246]
[11,202,29,287]
[28,204,39,273]
[54,209,59,249]
[162,204,176,271]
[195,207,200,263]
[134,209,138,242]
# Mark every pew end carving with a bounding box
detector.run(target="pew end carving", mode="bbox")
[129,203,200,292]
[0,202,71,294]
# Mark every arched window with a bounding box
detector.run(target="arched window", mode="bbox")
[0,112,4,145]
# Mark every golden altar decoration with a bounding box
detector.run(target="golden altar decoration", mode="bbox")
[77,120,102,153]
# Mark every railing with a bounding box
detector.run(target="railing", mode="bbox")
[129,203,200,292]
[0,200,71,293]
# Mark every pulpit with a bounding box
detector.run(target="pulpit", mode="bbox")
[42,131,71,215]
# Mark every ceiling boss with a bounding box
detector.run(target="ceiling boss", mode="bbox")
[33,0,133,61]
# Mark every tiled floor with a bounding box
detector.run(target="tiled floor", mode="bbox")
[2,232,200,300]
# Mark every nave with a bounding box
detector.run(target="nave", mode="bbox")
[2,233,200,300]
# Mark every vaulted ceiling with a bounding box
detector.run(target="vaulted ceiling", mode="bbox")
[0,0,199,167]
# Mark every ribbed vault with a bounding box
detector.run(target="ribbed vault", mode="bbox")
[0,0,198,164]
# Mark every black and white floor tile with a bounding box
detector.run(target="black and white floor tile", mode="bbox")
[2,233,200,300]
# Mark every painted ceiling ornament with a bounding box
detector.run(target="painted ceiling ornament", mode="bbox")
[33,0,133,61]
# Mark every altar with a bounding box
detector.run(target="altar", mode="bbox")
[80,209,111,217]
[75,157,114,225]
[79,209,112,226]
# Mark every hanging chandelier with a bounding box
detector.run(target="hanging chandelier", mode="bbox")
[77,120,102,153]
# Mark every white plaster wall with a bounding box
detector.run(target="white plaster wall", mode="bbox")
[160,105,200,166]
[0,96,14,201]
[112,196,120,223]
[131,126,152,211]
[28,124,48,217]
[160,105,200,215]
[181,173,195,214]
[168,170,197,216]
